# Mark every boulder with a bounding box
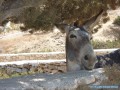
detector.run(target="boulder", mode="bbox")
[0,68,105,90]
[93,8,120,42]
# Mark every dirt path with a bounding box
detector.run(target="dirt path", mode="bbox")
[0,31,24,39]
[0,31,65,53]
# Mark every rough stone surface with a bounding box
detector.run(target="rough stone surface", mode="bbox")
[0,68,105,90]
[0,61,67,76]
[93,8,120,42]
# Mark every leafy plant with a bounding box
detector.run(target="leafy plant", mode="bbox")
[113,16,120,26]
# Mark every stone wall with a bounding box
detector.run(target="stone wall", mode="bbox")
[0,61,66,76]
[0,49,118,77]
[0,52,66,77]
[0,68,106,90]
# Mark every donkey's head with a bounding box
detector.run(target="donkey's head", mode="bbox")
[55,11,103,71]
[65,24,96,71]
[56,23,97,71]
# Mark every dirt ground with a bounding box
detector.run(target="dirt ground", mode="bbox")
[0,8,120,54]
[0,30,66,54]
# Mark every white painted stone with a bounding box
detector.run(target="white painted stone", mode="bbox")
[0,59,66,66]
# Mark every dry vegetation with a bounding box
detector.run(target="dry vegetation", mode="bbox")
[76,64,120,90]
[113,16,120,26]
[102,64,120,85]
[92,40,120,49]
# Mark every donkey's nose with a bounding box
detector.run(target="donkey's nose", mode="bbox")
[70,34,77,38]
[84,55,88,60]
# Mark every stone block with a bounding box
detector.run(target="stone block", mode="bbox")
[0,68,105,90]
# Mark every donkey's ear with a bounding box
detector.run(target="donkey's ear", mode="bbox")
[83,10,104,30]
[73,20,79,27]
[55,23,69,33]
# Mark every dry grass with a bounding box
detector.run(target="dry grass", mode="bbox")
[0,31,65,53]
[0,67,40,79]
[76,64,120,90]
[92,40,120,49]
[101,64,120,85]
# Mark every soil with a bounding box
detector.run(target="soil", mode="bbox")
[0,8,120,54]
[0,31,66,54]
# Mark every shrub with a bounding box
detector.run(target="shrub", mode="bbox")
[102,16,110,23]
[113,16,120,26]
[101,64,120,85]
[92,40,120,49]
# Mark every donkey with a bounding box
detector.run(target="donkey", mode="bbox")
[55,10,103,71]
[56,23,97,71]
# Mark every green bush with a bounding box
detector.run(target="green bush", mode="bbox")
[113,16,120,26]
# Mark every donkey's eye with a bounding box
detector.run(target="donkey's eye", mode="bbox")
[84,55,88,60]
[70,34,77,38]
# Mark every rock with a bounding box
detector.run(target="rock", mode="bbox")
[6,67,14,75]
[93,24,120,41]
[37,68,44,73]
[93,8,120,42]
[59,62,66,66]
[23,64,32,70]
[0,68,106,90]
[57,66,66,72]
[44,68,52,73]
[51,70,58,74]
[48,64,57,70]
[6,67,22,75]
[15,68,22,73]
[30,66,38,72]
[16,65,23,69]
[22,68,28,73]
[53,26,61,33]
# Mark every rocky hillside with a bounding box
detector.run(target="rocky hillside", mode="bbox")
[0,1,120,53]
[0,0,119,31]
[93,7,120,42]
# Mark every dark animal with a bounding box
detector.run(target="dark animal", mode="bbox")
[95,49,120,68]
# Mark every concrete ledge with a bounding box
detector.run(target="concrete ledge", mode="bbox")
[0,48,118,62]
[0,68,105,90]
[0,48,118,56]
[0,59,66,66]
